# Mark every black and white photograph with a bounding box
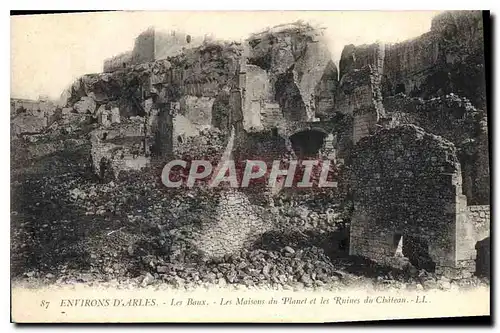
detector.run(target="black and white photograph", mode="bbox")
[9,10,491,323]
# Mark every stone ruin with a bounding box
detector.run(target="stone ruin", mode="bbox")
[350,125,487,278]
[27,11,489,278]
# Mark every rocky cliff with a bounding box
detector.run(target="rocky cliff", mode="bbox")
[246,22,338,122]
[338,11,486,110]
[334,10,488,204]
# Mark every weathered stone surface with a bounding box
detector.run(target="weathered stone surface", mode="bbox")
[73,96,97,114]
[349,124,487,278]
[383,93,489,205]
[338,11,485,110]
[246,22,339,123]
[11,113,48,135]
[179,96,214,126]
[90,122,149,180]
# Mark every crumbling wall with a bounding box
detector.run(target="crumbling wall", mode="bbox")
[189,190,272,259]
[131,28,156,65]
[350,125,469,277]
[179,96,214,127]
[10,98,59,136]
[103,51,133,72]
[454,204,490,275]
[211,89,232,132]
[314,60,338,119]
[11,114,48,136]
[90,121,149,180]
[154,30,204,61]
[104,28,205,73]
[383,93,490,204]
[11,98,56,117]
[466,205,490,243]
[241,64,273,131]
[335,64,385,145]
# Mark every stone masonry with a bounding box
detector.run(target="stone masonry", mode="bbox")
[350,124,489,277]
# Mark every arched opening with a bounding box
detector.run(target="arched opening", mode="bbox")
[290,129,327,159]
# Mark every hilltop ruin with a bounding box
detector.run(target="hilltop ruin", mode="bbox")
[11,11,490,280]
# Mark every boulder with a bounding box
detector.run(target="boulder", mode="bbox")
[73,96,97,114]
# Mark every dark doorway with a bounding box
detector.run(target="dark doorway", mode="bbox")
[475,237,490,278]
[402,235,436,272]
[290,130,326,159]
[395,83,406,94]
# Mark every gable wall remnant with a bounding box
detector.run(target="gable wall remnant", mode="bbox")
[350,124,482,277]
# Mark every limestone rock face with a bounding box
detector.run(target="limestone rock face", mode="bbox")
[73,96,97,114]
[246,22,339,120]
[338,11,485,110]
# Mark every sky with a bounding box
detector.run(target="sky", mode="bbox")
[11,10,442,101]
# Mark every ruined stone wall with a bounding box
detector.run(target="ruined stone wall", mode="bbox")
[11,99,56,116]
[154,30,204,61]
[352,109,377,145]
[103,51,134,73]
[236,130,289,162]
[350,125,467,276]
[260,103,283,129]
[132,28,156,65]
[335,65,385,145]
[383,94,490,205]
[314,61,338,119]
[339,43,385,80]
[466,205,490,243]
[90,122,150,180]
[103,28,205,73]
[454,204,490,275]
[11,98,58,135]
[179,96,214,127]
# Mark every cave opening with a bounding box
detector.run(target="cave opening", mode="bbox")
[290,130,327,159]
